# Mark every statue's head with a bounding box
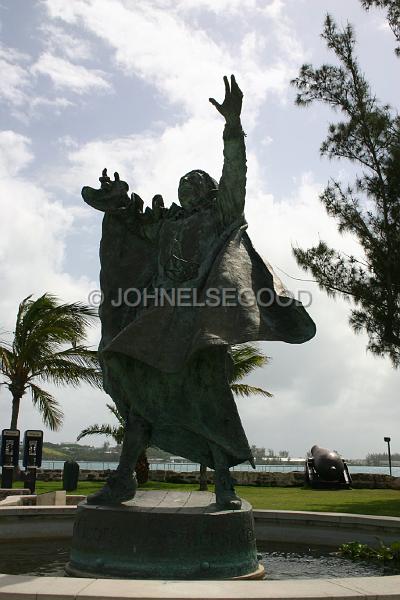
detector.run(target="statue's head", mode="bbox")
[178,170,218,210]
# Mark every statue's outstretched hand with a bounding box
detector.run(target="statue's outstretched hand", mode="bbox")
[209,75,243,124]
[82,168,130,212]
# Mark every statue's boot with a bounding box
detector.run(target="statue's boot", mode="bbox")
[86,467,137,505]
[87,414,150,506]
[214,468,242,510]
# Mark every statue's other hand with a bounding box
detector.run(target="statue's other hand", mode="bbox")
[82,169,130,212]
[209,74,243,124]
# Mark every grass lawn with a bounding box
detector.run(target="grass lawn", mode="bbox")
[12,480,400,517]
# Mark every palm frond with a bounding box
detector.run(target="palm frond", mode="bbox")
[230,344,270,382]
[31,357,102,388]
[29,383,64,431]
[230,343,272,398]
[0,345,15,379]
[231,383,273,398]
[49,347,100,366]
[13,295,33,356]
[106,403,126,426]
[13,294,98,366]
[77,402,125,444]
[77,423,124,444]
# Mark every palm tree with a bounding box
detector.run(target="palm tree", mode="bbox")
[0,294,101,431]
[77,403,150,484]
[198,343,272,490]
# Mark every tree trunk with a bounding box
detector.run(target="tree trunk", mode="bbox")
[199,463,208,491]
[10,395,21,430]
[135,450,150,485]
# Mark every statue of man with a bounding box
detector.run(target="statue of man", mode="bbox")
[83,75,316,509]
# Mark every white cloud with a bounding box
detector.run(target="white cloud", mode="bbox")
[0,130,33,176]
[262,0,285,19]
[378,19,391,33]
[39,23,93,60]
[0,44,31,107]
[0,205,93,330]
[174,0,258,13]
[0,43,75,119]
[32,52,111,94]
[143,0,281,17]
[43,0,305,123]
[0,129,96,345]
[30,95,74,112]
[64,116,223,202]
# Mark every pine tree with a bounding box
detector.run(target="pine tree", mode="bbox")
[291,14,400,367]
[360,1,400,55]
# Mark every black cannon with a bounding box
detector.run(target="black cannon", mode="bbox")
[305,445,352,489]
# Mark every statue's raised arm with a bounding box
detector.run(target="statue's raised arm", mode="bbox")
[209,75,246,227]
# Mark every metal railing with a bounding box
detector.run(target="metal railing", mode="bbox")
[39,460,304,473]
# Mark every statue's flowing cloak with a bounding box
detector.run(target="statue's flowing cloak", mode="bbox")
[106,217,315,372]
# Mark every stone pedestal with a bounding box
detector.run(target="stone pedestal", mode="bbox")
[66,490,263,580]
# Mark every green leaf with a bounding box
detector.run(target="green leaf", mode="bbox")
[29,383,64,431]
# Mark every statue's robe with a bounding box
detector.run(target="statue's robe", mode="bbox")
[83,123,316,469]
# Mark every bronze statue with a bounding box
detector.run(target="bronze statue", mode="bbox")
[82,75,316,509]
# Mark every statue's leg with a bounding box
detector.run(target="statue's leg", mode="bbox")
[87,413,151,505]
[211,444,242,511]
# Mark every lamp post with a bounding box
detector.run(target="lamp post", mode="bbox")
[384,436,392,476]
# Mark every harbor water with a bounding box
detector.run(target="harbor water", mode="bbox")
[40,460,400,477]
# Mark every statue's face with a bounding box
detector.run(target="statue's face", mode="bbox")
[178,170,214,210]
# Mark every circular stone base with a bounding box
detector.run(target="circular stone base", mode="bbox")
[66,491,263,580]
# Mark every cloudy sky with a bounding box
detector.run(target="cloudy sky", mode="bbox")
[0,0,398,459]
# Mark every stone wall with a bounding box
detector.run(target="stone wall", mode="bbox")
[350,472,400,490]
[35,469,111,482]
[14,468,400,490]
[149,469,400,490]
[149,469,305,487]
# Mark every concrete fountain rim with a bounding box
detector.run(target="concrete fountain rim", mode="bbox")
[0,571,399,599]
[1,506,400,599]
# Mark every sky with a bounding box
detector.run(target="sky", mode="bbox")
[0,0,399,460]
